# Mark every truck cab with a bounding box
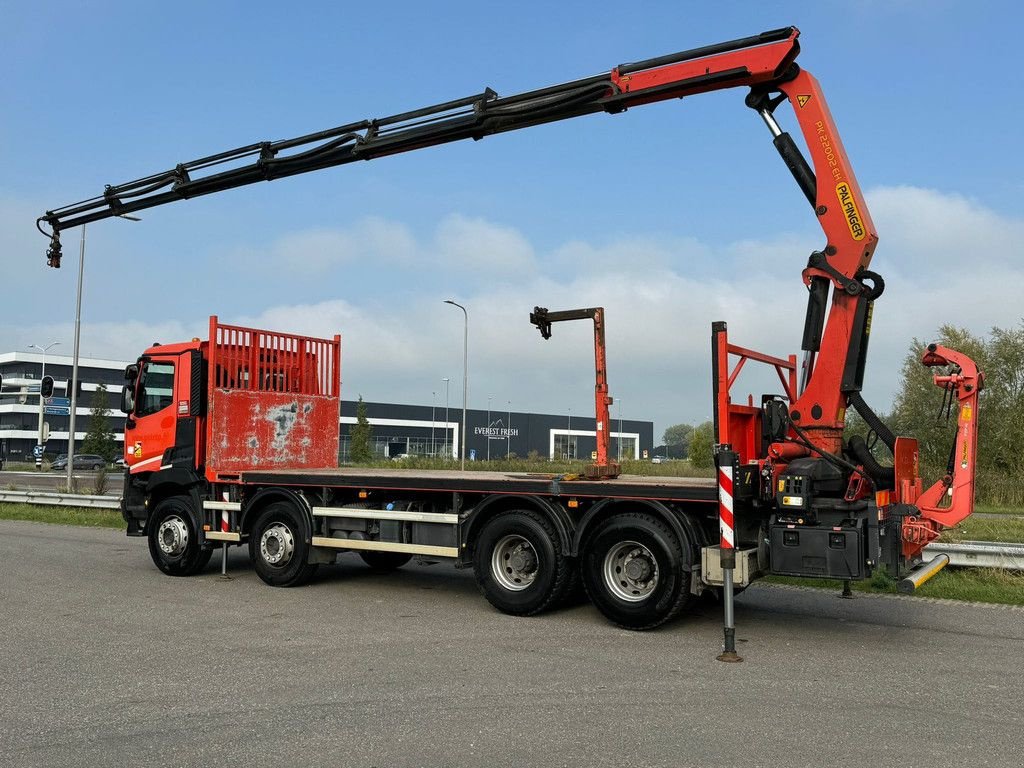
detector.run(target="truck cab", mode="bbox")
[121,340,204,475]
[118,318,342,540]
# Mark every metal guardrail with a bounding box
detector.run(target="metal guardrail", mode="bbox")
[2,490,1023,571]
[0,489,121,509]
[925,541,1024,571]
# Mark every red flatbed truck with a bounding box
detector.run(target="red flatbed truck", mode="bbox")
[122,318,721,629]
[44,27,983,637]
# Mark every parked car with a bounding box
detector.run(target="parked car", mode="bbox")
[50,454,107,471]
[651,456,666,464]
[114,457,127,468]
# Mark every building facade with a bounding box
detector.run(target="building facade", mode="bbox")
[339,400,653,463]
[1,352,654,465]
[0,351,126,463]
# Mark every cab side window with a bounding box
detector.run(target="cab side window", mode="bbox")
[136,361,175,417]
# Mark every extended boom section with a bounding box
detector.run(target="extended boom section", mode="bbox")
[38,27,802,264]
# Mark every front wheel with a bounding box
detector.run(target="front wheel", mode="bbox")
[249,502,319,587]
[581,512,692,630]
[147,496,212,576]
[472,509,571,616]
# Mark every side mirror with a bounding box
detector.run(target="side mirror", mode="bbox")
[120,383,135,415]
[40,376,54,398]
[124,364,139,382]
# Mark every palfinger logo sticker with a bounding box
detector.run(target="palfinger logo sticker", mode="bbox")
[835,182,866,241]
[797,94,812,108]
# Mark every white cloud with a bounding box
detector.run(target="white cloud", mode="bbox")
[4,185,1019,439]
[243,213,534,277]
[868,186,1024,269]
[257,216,418,272]
[433,213,535,273]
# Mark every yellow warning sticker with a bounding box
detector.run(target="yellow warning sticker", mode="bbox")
[961,404,972,422]
[797,94,812,108]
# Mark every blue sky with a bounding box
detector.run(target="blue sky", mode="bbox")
[3,1,1022,438]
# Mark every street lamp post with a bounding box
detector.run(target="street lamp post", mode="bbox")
[431,391,436,457]
[487,394,493,461]
[444,300,468,471]
[67,216,139,489]
[28,341,60,470]
[66,224,88,490]
[443,377,450,459]
[618,399,624,461]
[507,400,512,459]
[567,406,572,460]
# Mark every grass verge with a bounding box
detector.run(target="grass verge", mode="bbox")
[0,503,123,529]
[973,504,1024,517]
[945,514,1024,543]
[765,566,1024,607]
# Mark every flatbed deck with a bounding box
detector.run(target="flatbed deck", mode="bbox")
[240,467,719,503]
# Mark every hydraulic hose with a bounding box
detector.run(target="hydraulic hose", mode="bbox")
[847,434,894,490]
[847,391,896,453]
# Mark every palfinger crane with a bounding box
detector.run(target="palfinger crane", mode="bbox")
[37,27,982,638]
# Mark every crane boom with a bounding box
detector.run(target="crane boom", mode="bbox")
[35,23,876,459]
[39,27,815,257]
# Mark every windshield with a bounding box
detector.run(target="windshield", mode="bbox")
[136,360,175,417]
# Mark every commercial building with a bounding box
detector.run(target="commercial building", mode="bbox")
[0,351,125,463]
[339,400,653,463]
[1,351,654,464]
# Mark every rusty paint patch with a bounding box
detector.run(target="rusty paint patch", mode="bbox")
[267,401,300,453]
[208,390,339,473]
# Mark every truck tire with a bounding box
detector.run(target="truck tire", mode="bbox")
[249,502,319,587]
[581,512,692,630]
[359,551,413,572]
[147,496,212,577]
[472,509,571,616]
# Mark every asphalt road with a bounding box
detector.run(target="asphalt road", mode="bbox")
[1,520,1021,768]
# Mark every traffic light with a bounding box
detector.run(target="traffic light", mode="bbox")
[40,376,54,398]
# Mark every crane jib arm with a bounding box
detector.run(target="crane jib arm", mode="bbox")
[36,23,886,448]
[38,24,866,289]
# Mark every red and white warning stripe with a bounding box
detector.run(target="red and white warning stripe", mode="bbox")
[718,463,734,549]
[221,510,230,533]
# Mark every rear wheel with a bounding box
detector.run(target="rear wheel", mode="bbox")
[582,512,692,630]
[359,551,413,572]
[473,509,571,616]
[249,502,318,587]
[147,496,212,576]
